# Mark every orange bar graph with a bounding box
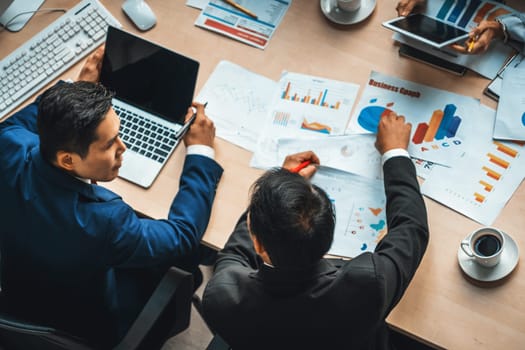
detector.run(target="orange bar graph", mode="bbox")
[487,153,509,169]
[423,110,444,142]
[334,101,340,109]
[283,82,290,99]
[479,180,493,192]
[493,141,518,158]
[474,192,485,203]
[316,91,322,106]
[482,166,501,180]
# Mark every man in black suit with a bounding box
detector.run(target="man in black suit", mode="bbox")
[202,111,429,350]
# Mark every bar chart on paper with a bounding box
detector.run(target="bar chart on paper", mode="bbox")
[433,0,511,28]
[281,81,342,110]
[275,72,360,135]
[250,72,359,169]
[422,139,525,225]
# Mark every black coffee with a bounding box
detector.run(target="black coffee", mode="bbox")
[474,235,501,257]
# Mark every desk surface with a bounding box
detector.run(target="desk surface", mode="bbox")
[2,0,525,348]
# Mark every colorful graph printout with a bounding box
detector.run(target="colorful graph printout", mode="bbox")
[251,72,359,169]
[392,0,516,78]
[311,167,387,258]
[346,71,480,166]
[194,0,291,49]
[422,105,525,225]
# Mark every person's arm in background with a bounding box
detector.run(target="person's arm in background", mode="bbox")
[371,111,429,317]
[452,13,525,54]
[396,0,425,17]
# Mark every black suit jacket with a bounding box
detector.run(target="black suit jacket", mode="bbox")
[202,156,429,350]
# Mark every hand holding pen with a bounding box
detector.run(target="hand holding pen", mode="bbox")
[283,151,320,179]
[451,19,504,54]
[182,102,216,148]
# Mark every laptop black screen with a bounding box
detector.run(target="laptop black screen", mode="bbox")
[100,26,199,124]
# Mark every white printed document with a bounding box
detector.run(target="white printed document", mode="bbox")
[422,105,525,225]
[346,71,480,166]
[493,63,525,141]
[194,0,291,49]
[311,167,387,258]
[251,71,359,169]
[196,61,277,151]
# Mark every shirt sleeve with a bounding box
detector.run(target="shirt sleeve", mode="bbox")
[381,148,410,166]
[498,13,525,53]
[186,144,215,160]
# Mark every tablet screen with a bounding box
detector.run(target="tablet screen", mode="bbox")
[383,14,469,48]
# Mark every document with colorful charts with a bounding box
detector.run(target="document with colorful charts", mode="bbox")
[196,61,277,151]
[311,166,387,258]
[346,71,481,166]
[251,71,359,168]
[194,0,291,49]
[392,0,516,79]
[422,105,525,225]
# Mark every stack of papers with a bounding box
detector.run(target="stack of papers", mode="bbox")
[197,62,525,256]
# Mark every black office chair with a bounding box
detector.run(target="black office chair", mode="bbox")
[0,266,194,350]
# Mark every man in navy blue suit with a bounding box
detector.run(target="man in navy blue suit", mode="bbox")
[0,47,223,347]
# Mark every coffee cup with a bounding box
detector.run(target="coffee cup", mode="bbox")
[460,227,504,268]
[337,0,361,12]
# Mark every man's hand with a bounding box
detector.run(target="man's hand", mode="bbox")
[396,0,425,16]
[451,20,504,54]
[77,46,104,82]
[375,111,411,155]
[282,151,320,179]
[183,103,215,148]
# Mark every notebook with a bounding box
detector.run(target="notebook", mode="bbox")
[100,26,199,188]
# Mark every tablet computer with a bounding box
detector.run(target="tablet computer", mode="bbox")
[383,14,469,48]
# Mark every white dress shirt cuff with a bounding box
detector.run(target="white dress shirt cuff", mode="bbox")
[186,144,215,160]
[382,148,410,165]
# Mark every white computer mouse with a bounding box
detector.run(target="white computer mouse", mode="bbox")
[122,0,157,31]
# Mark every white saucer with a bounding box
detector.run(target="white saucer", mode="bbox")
[457,231,519,282]
[320,0,376,25]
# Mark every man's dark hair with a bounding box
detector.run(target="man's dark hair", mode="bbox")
[248,168,336,268]
[37,81,114,163]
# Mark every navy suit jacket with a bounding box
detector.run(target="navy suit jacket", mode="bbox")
[0,94,223,346]
[202,157,428,350]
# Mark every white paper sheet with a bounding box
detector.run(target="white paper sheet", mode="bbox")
[196,60,277,151]
[311,167,387,258]
[422,105,525,225]
[251,71,359,169]
[194,0,291,49]
[494,63,525,141]
[346,71,481,166]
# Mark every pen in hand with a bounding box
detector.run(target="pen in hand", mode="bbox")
[176,102,208,139]
[290,160,312,173]
[467,37,476,53]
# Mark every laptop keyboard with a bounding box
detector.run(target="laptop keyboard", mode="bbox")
[114,105,178,164]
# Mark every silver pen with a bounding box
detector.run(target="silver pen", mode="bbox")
[176,102,208,139]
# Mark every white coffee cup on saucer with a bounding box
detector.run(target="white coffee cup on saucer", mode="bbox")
[337,0,361,12]
[460,227,505,268]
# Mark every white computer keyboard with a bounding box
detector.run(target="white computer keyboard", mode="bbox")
[0,0,121,120]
